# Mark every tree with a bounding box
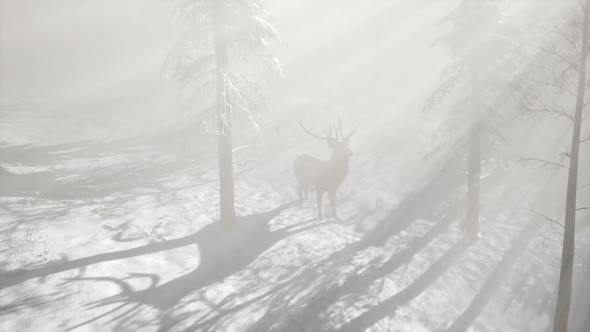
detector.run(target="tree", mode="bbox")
[425,0,522,237]
[514,1,590,329]
[166,0,283,225]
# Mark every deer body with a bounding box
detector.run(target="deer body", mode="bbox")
[294,121,355,220]
[294,154,349,192]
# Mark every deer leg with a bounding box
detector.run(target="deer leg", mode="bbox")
[298,187,304,207]
[317,190,323,219]
[329,190,339,221]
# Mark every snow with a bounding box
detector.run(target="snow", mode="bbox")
[1,133,588,331]
[2,0,590,331]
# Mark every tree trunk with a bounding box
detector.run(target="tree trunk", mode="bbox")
[465,87,481,238]
[213,0,236,225]
[553,2,589,330]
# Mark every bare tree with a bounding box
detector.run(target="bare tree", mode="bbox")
[551,3,589,329]
[514,1,590,329]
[166,0,283,225]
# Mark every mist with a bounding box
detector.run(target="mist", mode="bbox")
[1,0,589,331]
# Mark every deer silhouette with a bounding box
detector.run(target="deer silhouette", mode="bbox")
[294,120,356,220]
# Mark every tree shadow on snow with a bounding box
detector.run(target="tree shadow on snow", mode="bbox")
[0,139,253,239]
[247,201,465,332]
[243,157,469,332]
[6,202,330,331]
[0,140,210,201]
[445,216,540,331]
[333,235,473,332]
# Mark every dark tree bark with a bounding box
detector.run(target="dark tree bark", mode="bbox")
[465,86,482,237]
[553,1,589,330]
[212,0,236,225]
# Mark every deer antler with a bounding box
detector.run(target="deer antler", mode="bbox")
[344,127,356,141]
[300,119,355,142]
[337,117,356,142]
[298,121,332,141]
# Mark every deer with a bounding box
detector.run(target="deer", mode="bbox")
[294,120,356,220]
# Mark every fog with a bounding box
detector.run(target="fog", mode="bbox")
[1,0,589,331]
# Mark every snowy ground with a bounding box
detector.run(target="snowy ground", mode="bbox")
[3,0,590,330]
[2,132,588,332]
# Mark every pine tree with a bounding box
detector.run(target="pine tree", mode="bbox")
[166,0,283,225]
[425,0,522,238]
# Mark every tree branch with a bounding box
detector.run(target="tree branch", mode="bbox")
[519,157,569,169]
[531,75,576,97]
[551,25,582,55]
[232,144,253,153]
[519,105,575,122]
[514,76,576,122]
[533,210,565,229]
[529,43,579,72]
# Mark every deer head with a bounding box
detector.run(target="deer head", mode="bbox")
[298,119,356,161]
